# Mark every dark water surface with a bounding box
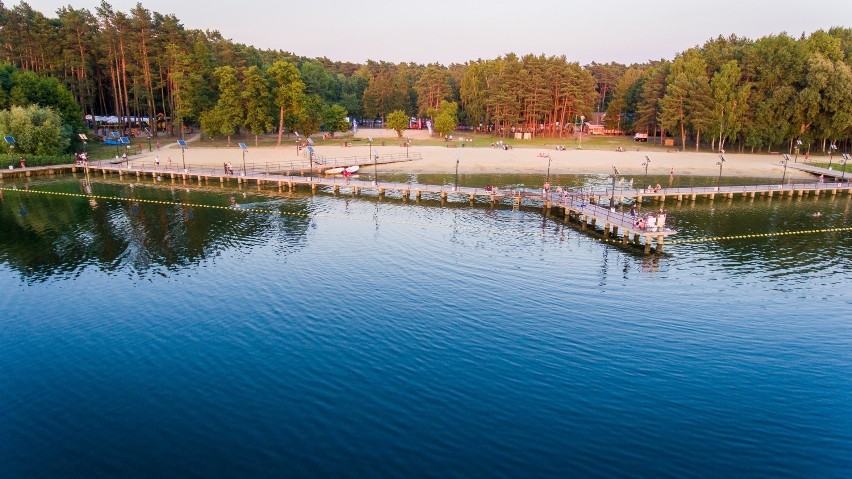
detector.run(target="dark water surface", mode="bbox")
[1,175,850,478]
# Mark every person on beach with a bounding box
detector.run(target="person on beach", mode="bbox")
[155,156,160,167]
[630,204,637,217]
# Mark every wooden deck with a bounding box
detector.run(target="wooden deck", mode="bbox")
[4,160,852,255]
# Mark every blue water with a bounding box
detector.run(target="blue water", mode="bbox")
[1,176,851,478]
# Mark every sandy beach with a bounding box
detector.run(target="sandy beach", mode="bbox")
[149,132,811,180]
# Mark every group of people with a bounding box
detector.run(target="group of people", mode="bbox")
[490,141,512,150]
[646,183,663,193]
[630,205,668,231]
[224,162,235,175]
[74,152,89,166]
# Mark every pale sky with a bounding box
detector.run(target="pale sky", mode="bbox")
[23,0,850,65]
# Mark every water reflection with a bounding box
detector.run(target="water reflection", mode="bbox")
[0,178,310,281]
[1,175,850,284]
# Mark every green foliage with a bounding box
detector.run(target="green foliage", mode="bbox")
[432,100,459,137]
[241,66,273,138]
[0,105,69,155]
[321,104,349,134]
[386,110,408,138]
[2,0,852,154]
[201,66,244,144]
[268,60,305,144]
[297,94,326,138]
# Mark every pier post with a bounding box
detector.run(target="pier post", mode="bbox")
[656,236,664,253]
[416,190,422,200]
[441,191,447,199]
[644,239,652,254]
[334,185,340,194]
[603,223,610,238]
[469,193,475,203]
[690,193,697,201]
[311,183,317,193]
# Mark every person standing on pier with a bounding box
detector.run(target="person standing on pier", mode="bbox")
[19,157,25,168]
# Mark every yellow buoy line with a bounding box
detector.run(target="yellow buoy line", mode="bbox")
[2,187,849,245]
[0,187,493,234]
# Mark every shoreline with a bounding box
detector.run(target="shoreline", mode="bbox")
[143,143,813,180]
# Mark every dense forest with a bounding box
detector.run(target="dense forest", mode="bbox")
[1,1,850,154]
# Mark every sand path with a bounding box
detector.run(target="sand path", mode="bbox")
[140,137,810,180]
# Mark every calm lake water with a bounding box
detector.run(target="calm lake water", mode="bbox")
[1,174,850,478]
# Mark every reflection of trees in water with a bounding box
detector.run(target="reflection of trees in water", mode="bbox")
[0,179,311,281]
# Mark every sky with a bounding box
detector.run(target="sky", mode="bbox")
[22,0,851,65]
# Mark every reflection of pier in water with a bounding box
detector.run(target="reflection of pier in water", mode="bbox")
[4,162,852,255]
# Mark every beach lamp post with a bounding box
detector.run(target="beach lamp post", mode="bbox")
[239,142,248,176]
[4,135,14,164]
[828,143,837,170]
[405,138,410,158]
[538,153,552,185]
[177,139,188,172]
[147,133,152,152]
[840,154,849,183]
[642,155,651,187]
[454,157,459,191]
[294,131,300,156]
[307,145,315,180]
[369,137,376,185]
[610,166,621,206]
[780,154,790,185]
[793,139,802,163]
[578,115,585,149]
[716,154,725,187]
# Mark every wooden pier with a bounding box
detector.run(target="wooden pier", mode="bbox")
[5,160,851,255]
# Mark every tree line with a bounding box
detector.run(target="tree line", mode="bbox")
[1,2,850,154]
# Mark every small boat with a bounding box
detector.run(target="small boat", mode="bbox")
[324,167,344,175]
[345,165,360,173]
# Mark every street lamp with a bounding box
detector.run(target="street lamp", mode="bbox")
[828,143,837,170]
[369,137,376,185]
[405,138,410,158]
[716,154,725,187]
[578,115,585,149]
[793,139,802,163]
[780,154,790,185]
[538,153,552,185]
[147,133,152,152]
[642,155,651,187]
[610,165,620,206]
[454,157,459,191]
[840,154,849,183]
[239,142,248,176]
[177,139,188,172]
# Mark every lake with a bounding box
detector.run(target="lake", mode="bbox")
[1,173,850,478]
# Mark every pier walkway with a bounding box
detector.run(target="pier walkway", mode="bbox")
[787,163,850,182]
[4,161,852,254]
